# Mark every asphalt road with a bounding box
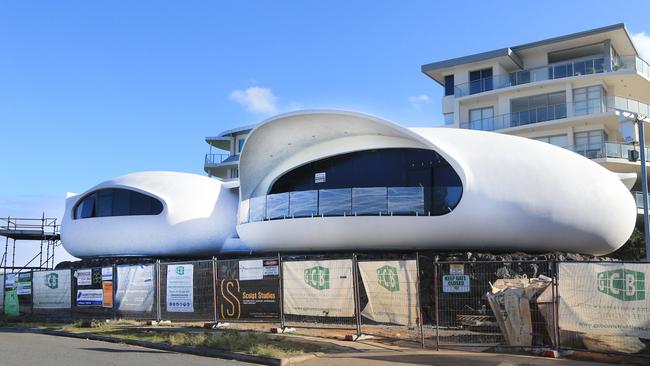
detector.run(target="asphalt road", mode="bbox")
[0,330,256,366]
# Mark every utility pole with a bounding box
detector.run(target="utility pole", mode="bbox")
[636,116,650,261]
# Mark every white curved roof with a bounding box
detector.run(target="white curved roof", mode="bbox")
[237,110,636,255]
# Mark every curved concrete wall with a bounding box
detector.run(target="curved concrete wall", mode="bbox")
[61,171,238,258]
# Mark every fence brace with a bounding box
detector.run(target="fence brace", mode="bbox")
[352,253,362,338]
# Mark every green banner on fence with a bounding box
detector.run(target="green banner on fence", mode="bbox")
[4,289,20,317]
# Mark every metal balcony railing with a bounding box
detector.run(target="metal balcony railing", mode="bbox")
[204,153,230,166]
[567,142,650,161]
[460,96,650,132]
[633,191,650,209]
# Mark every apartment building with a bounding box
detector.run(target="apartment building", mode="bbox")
[421,23,650,210]
[204,125,254,180]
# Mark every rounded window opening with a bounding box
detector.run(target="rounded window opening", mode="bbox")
[73,188,163,219]
[243,148,463,222]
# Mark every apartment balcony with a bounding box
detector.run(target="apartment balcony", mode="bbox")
[567,142,650,161]
[203,153,239,179]
[460,96,650,132]
[453,55,650,98]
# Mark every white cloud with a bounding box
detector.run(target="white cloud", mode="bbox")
[228,86,278,115]
[631,32,650,61]
[408,94,430,110]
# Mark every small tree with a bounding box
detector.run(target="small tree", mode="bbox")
[610,228,647,260]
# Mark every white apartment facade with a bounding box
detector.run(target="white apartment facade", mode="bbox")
[422,23,650,209]
[204,125,254,180]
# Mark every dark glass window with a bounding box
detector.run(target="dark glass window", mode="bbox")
[268,148,463,216]
[73,188,163,219]
[444,75,454,96]
[469,68,493,94]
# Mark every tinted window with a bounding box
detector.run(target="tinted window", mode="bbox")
[268,148,463,216]
[444,75,454,96]
[73,188,163,219]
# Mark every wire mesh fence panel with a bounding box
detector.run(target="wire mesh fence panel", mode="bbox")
[72,267,114,319]
[434,260,556,348]
[357,257,422,343]
[160,260,215,322]
[215,258,281,323]
[16,271,33,316]
[114,264,157,320]
[281,256,358,329]
[31,269,74,320]
[558,261,650,355]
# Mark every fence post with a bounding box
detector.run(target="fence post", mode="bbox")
[29,271,34,316]
[112,264,117,320]
[554,258,561,352]
[212,256,218,323]
[434,257,440,351]
[352,253,362,339]
[156,260,162,322]
[415,252,424,349]
[278,252,285,330]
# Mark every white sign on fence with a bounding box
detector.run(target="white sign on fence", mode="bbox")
[559,262,650,338]
[32,270,72,309]
[283,259,354,317]
[442,275,470,293]
[77,289,103,306]
[358,260,418,326]
[115,265,154,313]
[76,269,92,286]
[239,260,263,281]
[166,264,193,312]
[102,267,113,281]
[5,273,16,289]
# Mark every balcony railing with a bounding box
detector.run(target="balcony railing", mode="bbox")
[204,153,229,166]
[460,96,650,132]
[454,56,606,97]
[238,186,464,224]
[633,191,650,210]
[567,142,650,161]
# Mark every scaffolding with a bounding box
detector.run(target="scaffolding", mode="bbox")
[0,214,61,273]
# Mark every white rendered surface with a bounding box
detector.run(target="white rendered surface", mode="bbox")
[236,110,636,255]
[61,171,238,258]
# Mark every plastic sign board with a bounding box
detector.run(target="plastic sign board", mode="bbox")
[283,259,353,317]
[449,264,464,275]
[358,260,418,326]
[238,260,263,281]
[115,265,154,313]
[102,267,113,281]
[442,275,470,293]
[4,289,19,316]
[5,274,16,289]
[216,259,280,320]
[76,269,92,286]
[77,289,103,306]
[314,172,326,183]
[166,264,193,312]
[16,273,32,295]
[559,262,650,338]
[32,270,72,309]
[102,281,113,308]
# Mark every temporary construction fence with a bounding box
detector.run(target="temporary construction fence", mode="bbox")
[3,255,649,357]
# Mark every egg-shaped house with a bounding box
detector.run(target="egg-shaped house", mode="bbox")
[235,110,636,256]
[61,171,239,258]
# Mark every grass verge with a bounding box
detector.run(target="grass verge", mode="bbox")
[0,316,326,358]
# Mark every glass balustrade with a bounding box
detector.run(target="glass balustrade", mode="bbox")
[239,186,431,223]
[454,57,606,97]
[568,142,650,161]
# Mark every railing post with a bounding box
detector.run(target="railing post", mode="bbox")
[352,253,362,339]
[278,252,285,330]
[415,252,424,349]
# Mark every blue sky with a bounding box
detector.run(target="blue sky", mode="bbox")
[2,1,650,264]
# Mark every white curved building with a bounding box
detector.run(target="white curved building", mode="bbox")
[61,171,239,258]
[235,110,636,256]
